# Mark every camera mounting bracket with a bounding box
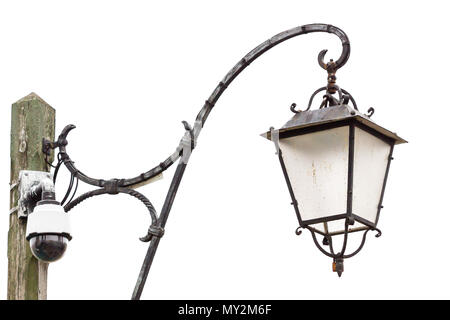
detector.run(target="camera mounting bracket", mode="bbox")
[17,170,54,218]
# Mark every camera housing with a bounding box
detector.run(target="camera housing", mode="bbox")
[26,193,72,262]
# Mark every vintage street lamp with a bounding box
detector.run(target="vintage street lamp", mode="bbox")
[18,23,405,298]
[263,103,405,276]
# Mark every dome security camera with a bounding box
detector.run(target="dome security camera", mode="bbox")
[26,192,72,262]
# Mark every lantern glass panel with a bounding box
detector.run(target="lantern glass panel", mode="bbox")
[352,127,392,225]
[279,125,349,223]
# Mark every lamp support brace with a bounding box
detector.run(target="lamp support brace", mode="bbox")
[43,23,351,299]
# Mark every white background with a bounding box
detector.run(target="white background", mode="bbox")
[0,0,448,300]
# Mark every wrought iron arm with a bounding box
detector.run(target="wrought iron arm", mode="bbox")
[44,23,350,190]
[42,23,351,298]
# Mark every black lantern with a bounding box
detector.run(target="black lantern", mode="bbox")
[263,103,406,276]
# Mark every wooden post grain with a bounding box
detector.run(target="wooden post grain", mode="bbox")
[8,93,55,300]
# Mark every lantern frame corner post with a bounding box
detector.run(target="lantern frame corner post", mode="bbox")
[346,123,355,223]
[277,151,304,230]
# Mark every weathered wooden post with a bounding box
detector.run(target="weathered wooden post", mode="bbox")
[8,93,55,300]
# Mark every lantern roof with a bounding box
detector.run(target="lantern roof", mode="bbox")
[261,105,407,144]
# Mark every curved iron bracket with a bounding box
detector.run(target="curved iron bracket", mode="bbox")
[44,23,352,298]
[63,185,162,242]
[45,23,351,191]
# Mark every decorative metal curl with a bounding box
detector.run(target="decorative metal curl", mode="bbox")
[302,86,359,112]
[317,49,331,71]
[140,225,165,242]
[341,88,358,110]
[290,103,300,114]
[366,107,375,118]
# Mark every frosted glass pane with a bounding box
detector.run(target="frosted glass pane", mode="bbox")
[279,126,349,222]
[352,127,391,224]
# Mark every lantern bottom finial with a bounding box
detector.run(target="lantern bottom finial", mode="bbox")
[333,258,344,277]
